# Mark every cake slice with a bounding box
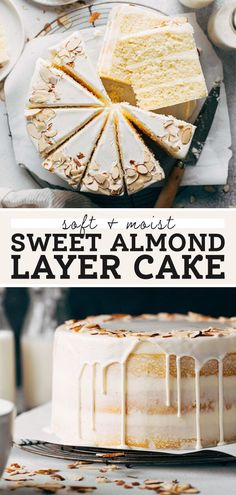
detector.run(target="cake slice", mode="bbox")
[28,58,103,108]
[98,5,167,103]
[25,107,101,157]
[0,25,9,67]
[42,109,109,188]
[98,9,190,105]
[115,110,164,194]
[50,32,110,104]
[121,103,196,159]
[81,111,124,196]
[115,18,208,111]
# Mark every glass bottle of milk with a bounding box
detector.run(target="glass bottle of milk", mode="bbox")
[21,288,62,410]
[0,289,16,402]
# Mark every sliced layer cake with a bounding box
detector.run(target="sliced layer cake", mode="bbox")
[25,107,102,157]
[52,313,236,450]
[28,59,103,108]
[121,103,196,159]
[114,17,208,111]
[81,111,124,196]
[115,111,165,194]
[42,110,109,188]
[50,32,110,104]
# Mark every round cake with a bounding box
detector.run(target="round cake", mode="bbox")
[51,313,236,450]
[25,4,204,194]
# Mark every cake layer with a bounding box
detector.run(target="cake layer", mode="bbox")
[115,110,164,194]
[133,80,207,111]
[81,110,124,196]
[121,103,196,159]
[28,58,103,108]
[25,107,101,157]
[42,110,108,188]
[51,314,236,450]
[50,32,110,104]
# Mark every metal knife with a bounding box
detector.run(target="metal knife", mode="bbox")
[155,81,221,208]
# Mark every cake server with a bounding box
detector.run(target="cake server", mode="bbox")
[155,81,221,208]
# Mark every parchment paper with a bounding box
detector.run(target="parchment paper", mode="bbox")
[14,403,236,458]
[5,14,232,191]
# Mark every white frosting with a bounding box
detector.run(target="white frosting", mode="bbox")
[25,108,101,157]
[121,23,194,41]
[42,110,109,188]
[121,103,196,160]
[50,32,110,103]
[116,110,164,193]
[0,25,9,66]
[28,58,102,108]
[51,315,236,450]
[81,110,124,196]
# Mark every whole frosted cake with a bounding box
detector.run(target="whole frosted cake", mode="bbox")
[51,313,236,450]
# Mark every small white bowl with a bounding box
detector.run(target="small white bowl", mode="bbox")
[0,400,15,477]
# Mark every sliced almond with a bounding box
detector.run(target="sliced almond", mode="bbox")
[85,180,99,192]
[52,151,64,162]
[164,120,174,128]
[94,173,107,185]
[70,168,81,177]
[49,75,59,85]
[98,179,109,189]
[127,174,138,185]
[137,164,148,175]
[167,124,178,135]
[66,39,81,52]
[40,66,53,83]
[112,166,120,180]
[126,168,138,177]
[45,129,57,138]
[25,109,41,119]
[83,175,94,185]
[110,183,122,193]
[27,123,41,140]
[30,94,48,105]
[181,127,192,145]
[168,134,179,143]
[145,162,155,173]
[37,109,55,121]
[35,121,47,132]
[38,136,49,154]
[58,48,69,58]
[171,145,180,153]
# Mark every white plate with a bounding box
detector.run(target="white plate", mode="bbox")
[29,0,79,6]
[0,0,25,81]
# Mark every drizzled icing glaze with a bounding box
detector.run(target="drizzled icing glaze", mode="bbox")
[52,313,236,450]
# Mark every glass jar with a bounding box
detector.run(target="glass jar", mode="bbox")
[21,288,63,409]
[208,3,236,50]
[0,289,15,402]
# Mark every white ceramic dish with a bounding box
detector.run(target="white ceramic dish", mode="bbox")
[0,0,25,82]
[0,399,15,477]
[29,0,79,6]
